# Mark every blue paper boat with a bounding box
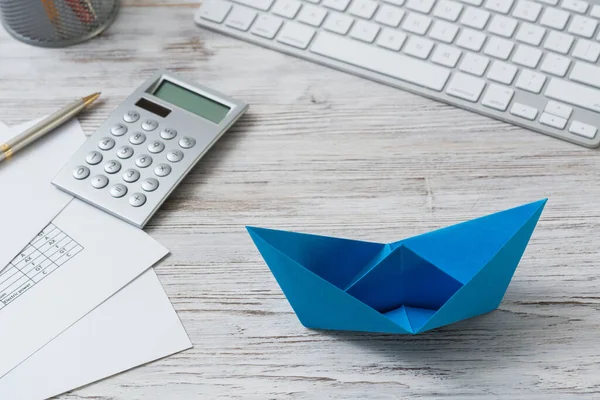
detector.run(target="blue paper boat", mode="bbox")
[247,199,547,334]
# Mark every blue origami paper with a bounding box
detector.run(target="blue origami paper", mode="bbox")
[247,199,547,334]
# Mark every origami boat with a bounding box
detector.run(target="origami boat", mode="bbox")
[247,199,546,334]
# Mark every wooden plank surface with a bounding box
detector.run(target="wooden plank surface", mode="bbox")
[1,1,600,398]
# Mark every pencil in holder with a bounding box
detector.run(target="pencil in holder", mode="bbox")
[0,0,119,47]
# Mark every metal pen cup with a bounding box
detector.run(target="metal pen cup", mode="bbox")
[0,0,119,48]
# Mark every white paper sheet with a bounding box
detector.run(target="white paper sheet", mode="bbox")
[0,119,86,269]
[0,120,192,398]
[0,269,192,400]
[0,199,169,378]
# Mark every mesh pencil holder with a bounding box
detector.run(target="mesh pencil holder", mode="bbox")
[0,0,119,48]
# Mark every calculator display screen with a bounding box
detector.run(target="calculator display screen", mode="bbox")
[153,80,231,123]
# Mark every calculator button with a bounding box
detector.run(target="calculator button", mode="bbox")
[122,168,141,183]
[110,184,128,198]
[98,137,115,151]
[141,119,159,131]
[85,151,103,165]
[135,154,153,168]
[123,111,140,123]
[154,163,172,177]
[148,140,165,154]
[117,146,134,159]
[91,175,109,189]
[104,160,122,174]
[72,166,90,180]
[111,124,128,136]
[129,193,147,207]
[129,132,147,145]
[160,128,178,140]
[142,178,159,192]
[166,150,184,163]
[179,136,196,149]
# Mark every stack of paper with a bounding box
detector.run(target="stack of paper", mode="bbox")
[0,120,192,399]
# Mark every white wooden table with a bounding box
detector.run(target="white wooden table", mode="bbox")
[2,1,600,398]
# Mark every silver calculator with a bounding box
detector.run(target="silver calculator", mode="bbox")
[52,70,249,228]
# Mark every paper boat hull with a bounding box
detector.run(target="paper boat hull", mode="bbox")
[248,199,546,334]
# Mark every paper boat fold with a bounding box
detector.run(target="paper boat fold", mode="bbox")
[247,199,546,334]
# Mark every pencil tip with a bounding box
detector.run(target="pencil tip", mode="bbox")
[83,92,101,108]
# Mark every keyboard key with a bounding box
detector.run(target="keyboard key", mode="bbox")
[539,112,567,129]
[482,83,514,111]
[484,0,513,14]
[570,62,600,89]
[544,101,573,119]
[488,15,518,37]
[433,0,463,21]
[374,4,404,27]
[460,6,490,29]
[539,7,570,30]
[251,14,284,38]
[225,7,257,30]
[446,72,486,102]
[376,28,407,50]
[123,168,140,183]
[516,69,546,93]
[512,0,541,22]
[297,4,328,26]
[512,44,541,68]
[487,60,517,84]
[198,0,232,22]
[348,0,378,19]
[545,78,600,113]
[310,31,451,91]
[459,52,490,76]
[272,0,302,18]
[401,12,432,34]
[515,23,546,46]
[510,102,538,120]
[540,53,571,77]
[428,20,459,43]
[569,121,597,139]
[349,20,379,42]
[572,39,600,62]
[431,44,462,67]
[231,0,274,11]
[544,31,574,54]
[561,0,588,14]
[322,0,351,10]
[406,0,436,13]
[277,21,315,48]
[323,12,354,34]
[403,36,434,59]
[382,0,405,5]
[456,28,486,51]
[483,36,514,60]
[568,15,598,38]
[591,5,600,19]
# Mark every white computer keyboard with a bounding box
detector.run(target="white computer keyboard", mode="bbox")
[195,0,600,148]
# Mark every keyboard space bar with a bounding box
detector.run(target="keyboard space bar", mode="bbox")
[310,32,450,92]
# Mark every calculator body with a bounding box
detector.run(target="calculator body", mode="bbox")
[52,70,249,228]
